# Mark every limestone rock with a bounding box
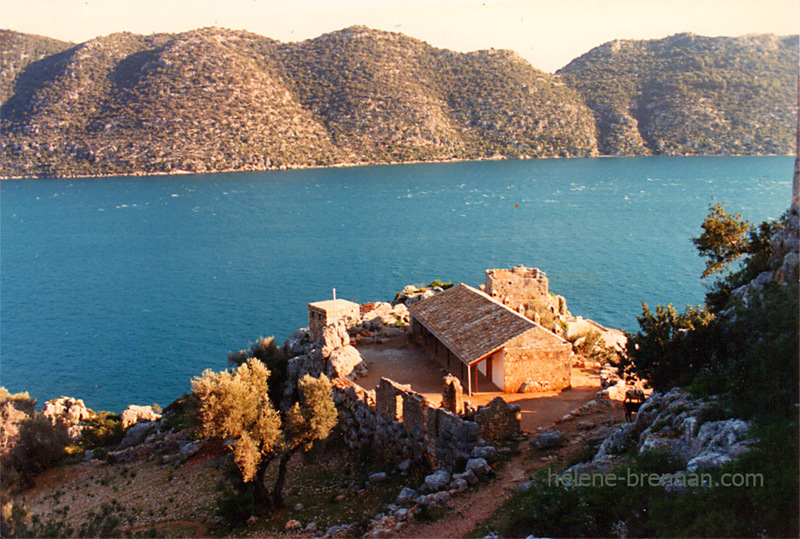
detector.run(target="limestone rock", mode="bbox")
[686,451,733,473]
[42,396,95,439]
[284,519,302,531]
[369,471,388,484]
[324,523,354,538]
[321,325,344,357]
[465,457,492,479]
[396,487,417,505]
[531,430,565,450]
[120,405,161,429]
[451,472,475,490]
[327,345,364,379]
[179,440,202,460]
[594,423,636,461]
[119,421,155,449]
[470,445,497,463]
[420,469,451,493]
[693,419,750,455]
[283,328,312,358]
[519,380,552,393]
[449,477,469,492]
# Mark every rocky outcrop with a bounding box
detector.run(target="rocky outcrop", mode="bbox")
[728,211,800,310]
[42,396,95,439]
[0,391,36,459]
[573,388,754,476]
[120,404,162,429]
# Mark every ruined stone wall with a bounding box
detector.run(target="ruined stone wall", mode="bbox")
[484,266,549,310]
[474,397,521,441]
[502,332,572,393]
[331,377,482,468]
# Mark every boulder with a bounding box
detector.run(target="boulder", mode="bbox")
[453,469,479,487]
[120,405,161,429]
[118,421,155,449]
[396,487,417,505]
[530,430,565,450]
[449,477,469,492]
[465,457,492,479]
[686,451,733,473]
[284,519,302,531]
[369,471,388,484]
[0,399,34,458]
[519,380,551,393]
[594,423,636,461]
[470,445,497,463]
[420,469,451,493]
[327,345,364,379]
[692,419,750,456]
[179,440,202,460]
[321,325,344,357]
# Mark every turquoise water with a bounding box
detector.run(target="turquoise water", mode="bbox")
[0,157,793,411]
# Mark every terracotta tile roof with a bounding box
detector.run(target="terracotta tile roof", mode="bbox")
[408,283,565,365]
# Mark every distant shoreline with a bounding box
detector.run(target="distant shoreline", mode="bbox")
[1,152,793,181]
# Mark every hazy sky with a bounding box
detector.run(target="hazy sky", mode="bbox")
[2,0,799,72]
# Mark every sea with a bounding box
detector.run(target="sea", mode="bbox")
[0,156,793,412]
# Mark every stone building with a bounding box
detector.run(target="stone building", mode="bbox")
[408,283,572,395]
[308,298,359,341]
[483,265,549,310]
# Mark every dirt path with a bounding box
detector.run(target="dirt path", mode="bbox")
[396,450,529,539]
[397,393,624,538]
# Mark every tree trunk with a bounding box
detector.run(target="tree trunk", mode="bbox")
[253,460,272,507]
[271,449,296,508]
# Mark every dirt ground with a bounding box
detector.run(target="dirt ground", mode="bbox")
[356,327,606,432]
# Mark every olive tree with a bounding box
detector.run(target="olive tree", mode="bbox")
[192,360,337,507]
[192,359,281,504]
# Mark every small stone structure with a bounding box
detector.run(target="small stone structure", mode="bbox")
[441,375,465,415]
[474,396,521,440]
[332,376,521,468]
[484,265,549,309]
[308,298,360,341]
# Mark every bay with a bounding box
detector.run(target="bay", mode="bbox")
[0,156,793,412]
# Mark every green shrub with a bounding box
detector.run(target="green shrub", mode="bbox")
[13,416,69,478]
[79,413,124,449]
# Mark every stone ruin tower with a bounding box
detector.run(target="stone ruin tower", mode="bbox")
[481,264,569,329]
[483,265,549,310]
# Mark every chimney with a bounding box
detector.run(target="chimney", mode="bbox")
[333,288,336,301]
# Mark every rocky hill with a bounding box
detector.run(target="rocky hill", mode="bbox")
[0,27,796,179]
[558,33,798,156]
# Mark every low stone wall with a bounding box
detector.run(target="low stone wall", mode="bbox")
[474,396,521,441]
[332,375,523,469]
[332,377,482,468]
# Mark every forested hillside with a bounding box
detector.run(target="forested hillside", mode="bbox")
[0,27,796,178]
[558,33,798,156]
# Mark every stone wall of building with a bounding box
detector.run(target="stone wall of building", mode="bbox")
[502,331,573,393]
[484,265,549,309]
[308,299,360,341]
[332,376,491,468]
[474,396,522,441]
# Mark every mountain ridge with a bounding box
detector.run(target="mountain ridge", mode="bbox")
[1,27,796,179]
